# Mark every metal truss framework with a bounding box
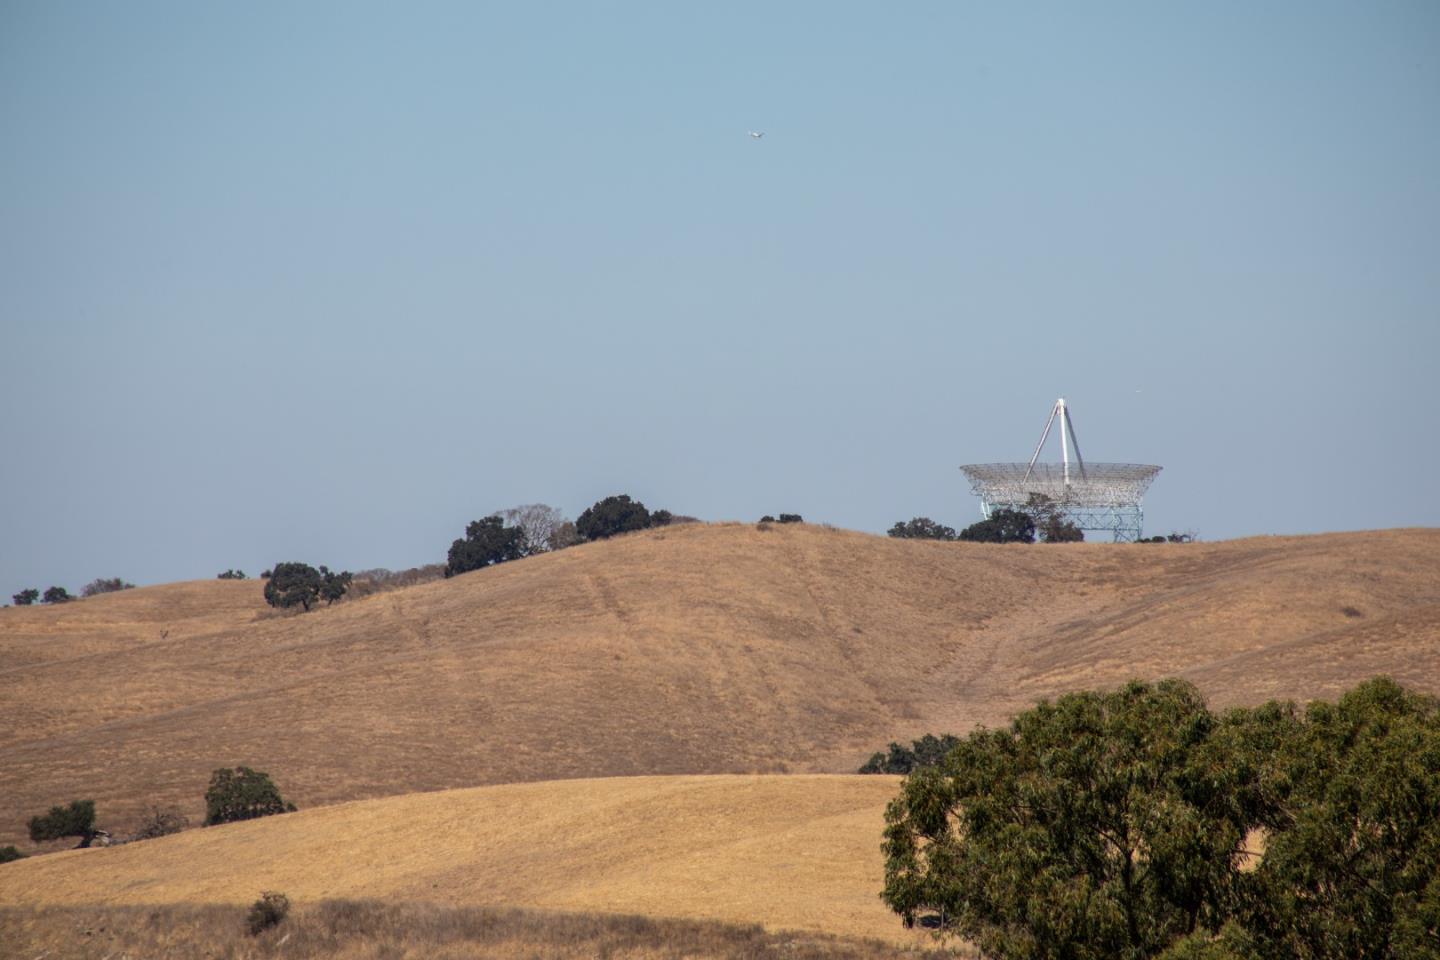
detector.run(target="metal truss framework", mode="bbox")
[960,399,1162,543]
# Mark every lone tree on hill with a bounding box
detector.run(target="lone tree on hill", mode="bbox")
[41,585,72,603]
[28,799,100,848]
[204,766,295,825]
[11,588,39,606]
[446,515,526,577]
[957,508,1035,544]
[263,562,351,611]
[576,494,653,541]
[888,518,958,541]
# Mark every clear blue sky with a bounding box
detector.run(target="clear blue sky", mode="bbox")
[2,2,1437,596]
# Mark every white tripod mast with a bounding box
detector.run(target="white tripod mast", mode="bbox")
[1021,397,1087,491]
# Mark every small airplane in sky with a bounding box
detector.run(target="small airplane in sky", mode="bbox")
[748,130,764,139]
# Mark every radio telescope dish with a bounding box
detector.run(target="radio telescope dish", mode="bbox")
[960,398,1161,542]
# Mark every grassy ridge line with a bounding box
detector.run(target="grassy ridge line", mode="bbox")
[0,775,918,944]
[3,524,1438,848]
[1,901,969,960]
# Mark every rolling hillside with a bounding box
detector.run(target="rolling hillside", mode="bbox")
[3,522,1438,848]
[0,775,910,942]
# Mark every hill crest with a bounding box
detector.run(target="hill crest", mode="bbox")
[3,522,1438,846]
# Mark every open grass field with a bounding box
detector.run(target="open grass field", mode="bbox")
[3,522,1438,848]
[0,775,928,946]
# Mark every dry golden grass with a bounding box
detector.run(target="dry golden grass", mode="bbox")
[2,900,965,960]
[0,775,926,945]
[3,523,1438,849]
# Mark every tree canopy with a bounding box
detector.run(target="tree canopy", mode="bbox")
[11,588,38,606]
[262,562,350,611]
[28,799,99,848]
[576,494,653,541]
[860,733,962,774]
[880,677,1440,959]
[204,766,295,825]
[887,518,958,541]
[446,515,526,577]
[957,508,1035,544]
[263,562,320,611]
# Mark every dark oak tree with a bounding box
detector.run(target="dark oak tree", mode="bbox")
[29,799,100,848]
[576,495,653,541]
[445,515,526,577]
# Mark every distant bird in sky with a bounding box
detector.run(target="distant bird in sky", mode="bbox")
[748,130,764,139]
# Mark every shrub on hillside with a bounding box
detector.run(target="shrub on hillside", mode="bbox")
[246,891,290,936]
[957,509,1034,544]
[549,520,581,550]
[28,799,99,848]
[887,518,957,541]
[345,564,446,600]
[777,513,803,523]
[576,494,653,541]
[860,733,962,774]
[41,585,73,604]
[11,588,39,606]
[217,569,248,580]
[204,767,295,825]
[130,805,190,841]
[81,577,135,597]
[446,515,526,577]
[0,845,26,863]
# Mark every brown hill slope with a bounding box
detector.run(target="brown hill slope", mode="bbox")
[0,775,912,943]
[3,523,1438,846]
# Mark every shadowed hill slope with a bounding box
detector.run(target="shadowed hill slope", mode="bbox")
[3,523,1438,845]
[0,775,912,943]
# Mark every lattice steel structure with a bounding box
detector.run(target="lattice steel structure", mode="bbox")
[960,398,1162,543]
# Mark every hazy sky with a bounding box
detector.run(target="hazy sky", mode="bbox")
[3,2,1438,597]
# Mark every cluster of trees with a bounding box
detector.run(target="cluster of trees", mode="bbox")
[446,496,682,578]
[9,767,295,860]
[11,586,74,605]
[9,493,691,609]
[10,578,135,605]
[881,676,1439,959]
[859,733,962,774]
[759,513,803,524]
[891,496,1084,546]
[262,562,352,612]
